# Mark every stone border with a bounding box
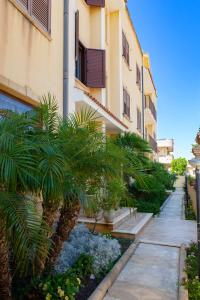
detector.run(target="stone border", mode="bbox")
[88,242,139,300]
[178,244,188,300]
[159,193,172,212]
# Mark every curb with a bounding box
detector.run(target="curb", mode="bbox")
[88,241,139,300]
[159,193,172,212]
[178,244,188,300]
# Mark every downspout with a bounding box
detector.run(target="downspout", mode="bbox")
[141,63,145,139]
[63,0,69,117]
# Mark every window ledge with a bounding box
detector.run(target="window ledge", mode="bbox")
[75,78,90,93]
[9,0,52,41]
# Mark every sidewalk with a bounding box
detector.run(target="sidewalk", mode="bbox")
[104,177,196,300]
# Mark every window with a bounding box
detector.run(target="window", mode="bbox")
[122,31,129,65]
[76,42,86,83]
[137,108,142,131]
[0,91,32,115]
[75,12,105,88]
[123,88,130,118]
[85,0,105,7]
[17,0,51,33]
[136,64,141,90]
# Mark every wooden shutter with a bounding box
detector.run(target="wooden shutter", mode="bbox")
[127,93,130,117]
[137,108,141,130]
[122,31,129,65]
[126,41,129,65]
[85,49,105,88]
[123,88,127,115]
[122,31,126,58]
[75,11,79,61]
[85,0,105,7]
[17,0,28,9]
[32,0,51,32]
[123,88,130,118]
[136,64,141,88]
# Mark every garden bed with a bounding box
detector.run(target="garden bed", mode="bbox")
[183,243,200,300]
[76,237,132,300]
[17,225,133,300]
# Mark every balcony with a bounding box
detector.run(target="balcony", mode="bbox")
[148,134,157,153]
[157,139,174,152]
[144,95,157,125]
[158,155,174,165]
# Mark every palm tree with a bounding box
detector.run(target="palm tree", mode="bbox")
[0,112,49,299]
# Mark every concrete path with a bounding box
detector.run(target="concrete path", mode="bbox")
[104,177,196,300]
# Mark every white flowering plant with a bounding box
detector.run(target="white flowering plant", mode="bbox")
[54,224,121,276]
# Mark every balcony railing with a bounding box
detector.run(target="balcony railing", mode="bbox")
[149,134,157,153]
[145,95,157,121]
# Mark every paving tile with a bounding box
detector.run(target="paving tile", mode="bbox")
[103,178,196,300]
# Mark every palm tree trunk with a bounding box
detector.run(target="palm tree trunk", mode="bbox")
[42,204,59,230]
[35,204,59,274]
[47,198,80,267]
[0,220,11,300]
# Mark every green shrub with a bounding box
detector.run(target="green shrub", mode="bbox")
[133,192,166,215]
[185,201,196,220]
[19,254,94,300]
[183,243,200,300]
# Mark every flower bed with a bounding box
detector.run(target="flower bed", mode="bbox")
[183,243,200,300]
[18,225,132,300]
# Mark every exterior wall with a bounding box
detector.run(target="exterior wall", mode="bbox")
[121,7,143,135]
[73,0,157,139]
[0,0,64,114]
[0,0,158,143]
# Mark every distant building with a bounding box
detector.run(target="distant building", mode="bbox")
[157,139,174,170]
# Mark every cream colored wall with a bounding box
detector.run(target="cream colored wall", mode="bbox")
[121,7,143,135]
[144,67,157,138]
[0,0,64,114]
[74,0,157,137]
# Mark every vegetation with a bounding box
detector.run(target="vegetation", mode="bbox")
[171,157,187,175]
[0,94,176,299]
[20,254,94,300]
[183,243,200,300]
[185,200,196,220]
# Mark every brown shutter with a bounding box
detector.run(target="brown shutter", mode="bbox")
[136,64,141,88]
[85,49,105,88]
[122,31,129,65]
[85,0,105,7]
[17,0,28,9]
[122,31,126,58]
[126,40,129,65]
[137,108,141,130]
[32,0,51,32]
[75,11,79,61]
[127,93,130,118]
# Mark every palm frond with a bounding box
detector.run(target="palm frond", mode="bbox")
[0,192,50,276]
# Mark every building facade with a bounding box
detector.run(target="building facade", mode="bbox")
[0,0,157,154]
[0,0,64,114]
[157,139,174,170]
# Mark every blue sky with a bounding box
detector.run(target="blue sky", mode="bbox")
[128,0,200,159]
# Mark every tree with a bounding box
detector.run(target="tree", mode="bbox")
[171,157,187,175]
[0,112,49,299]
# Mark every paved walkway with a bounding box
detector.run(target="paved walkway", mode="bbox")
[104,177,196,300]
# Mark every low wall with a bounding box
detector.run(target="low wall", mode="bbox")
[187,183,197,216]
